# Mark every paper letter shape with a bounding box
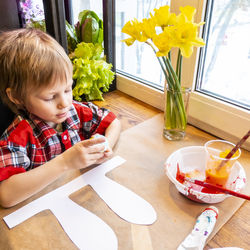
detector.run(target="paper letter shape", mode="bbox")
[4,156,157,250]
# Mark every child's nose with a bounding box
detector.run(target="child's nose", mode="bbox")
[58,98,69,109]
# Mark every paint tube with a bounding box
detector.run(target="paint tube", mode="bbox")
[177,206,218,250]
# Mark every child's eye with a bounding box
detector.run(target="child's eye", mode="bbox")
[44,96,55,101]
[65,88,72,93]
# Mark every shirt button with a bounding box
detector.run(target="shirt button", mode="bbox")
[63,135,67,140]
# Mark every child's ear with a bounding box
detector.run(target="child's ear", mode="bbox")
[6,88,21,105]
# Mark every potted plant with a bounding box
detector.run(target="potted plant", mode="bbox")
[67,10,115,101]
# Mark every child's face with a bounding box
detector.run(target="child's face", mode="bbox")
[25,79,73,126]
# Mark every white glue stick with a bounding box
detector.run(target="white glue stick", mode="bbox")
[91,134,109,152]
[177,206,219,250]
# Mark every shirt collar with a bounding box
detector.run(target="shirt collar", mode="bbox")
[25,104,80,144]
[62,104,80,131]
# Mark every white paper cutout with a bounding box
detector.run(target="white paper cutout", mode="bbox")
[4,156,157,249]
[90,175,157,224]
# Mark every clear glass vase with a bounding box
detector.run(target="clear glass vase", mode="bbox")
[163,86,191,141]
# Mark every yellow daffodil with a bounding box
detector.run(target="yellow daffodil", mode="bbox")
[178,6,206,29]
[121,5,205,133]
[179,6,196,22]
[172,21,205,57]
[141,18,157,40]
[172,8,205,57]
[153,27,173,57]
[152,5,176,28]
[121,18,147,46]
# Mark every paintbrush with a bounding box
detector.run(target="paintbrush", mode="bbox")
[217,130,250,170]
[176,163,250,201]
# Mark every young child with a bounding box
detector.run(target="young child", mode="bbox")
[0,29,121,208]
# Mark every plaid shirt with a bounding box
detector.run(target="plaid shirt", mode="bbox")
[0,101,116,181]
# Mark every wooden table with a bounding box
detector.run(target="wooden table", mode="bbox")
[95,90,250,250]
[0,90,249,249]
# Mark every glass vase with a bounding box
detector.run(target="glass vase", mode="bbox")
[163,86,191,141]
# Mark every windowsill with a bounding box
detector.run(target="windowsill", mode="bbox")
[188,92,250,150]
[117,74,164,111]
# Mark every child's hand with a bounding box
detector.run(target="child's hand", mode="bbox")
[98,144,113,163]
[91,135,113,163]
[60,137,108,170]
[104,144,113,158]
[90,134,109,152]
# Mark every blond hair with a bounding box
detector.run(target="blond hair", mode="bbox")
[0,28,72,113]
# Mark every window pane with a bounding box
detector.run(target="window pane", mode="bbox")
[19,0,45,29]
[116,0,170,90]
[197,0,250,110]
[71,0,103,24]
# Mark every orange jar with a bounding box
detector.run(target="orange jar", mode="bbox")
[205,162,231,187]
[204,140,241,187]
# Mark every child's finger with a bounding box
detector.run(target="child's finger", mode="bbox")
[104,150,112,157]
[95,154,111,164]
[87,144,106,154]
[83,137,106,147]
[88,152,105,161]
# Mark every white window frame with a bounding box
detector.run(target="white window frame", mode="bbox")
[116,0,250,150]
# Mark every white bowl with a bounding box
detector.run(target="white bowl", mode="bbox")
[165,146,246,203]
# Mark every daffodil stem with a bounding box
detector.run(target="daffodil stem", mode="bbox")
[163,55,187,130]
[176,49,182,84]
[145,41,172,87]
[145,41,187,130]
[168,51,171,62]
[166,58,181,91]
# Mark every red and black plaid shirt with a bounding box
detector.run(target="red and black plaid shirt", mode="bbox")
[0,101,116,181]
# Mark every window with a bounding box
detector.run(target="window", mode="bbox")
[196,0,250,110]
[116,0,250,149]
[116,0,170,90]
[71,0,103,24]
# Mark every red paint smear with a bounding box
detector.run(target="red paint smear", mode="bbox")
[176,163,221,195]
[187,183,221,194]
[176,163,185,184]
[184,184,220,203]
[185,186,206,203]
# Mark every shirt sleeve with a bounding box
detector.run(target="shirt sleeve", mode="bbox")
[74,101,116,138]
[0,141,30,181]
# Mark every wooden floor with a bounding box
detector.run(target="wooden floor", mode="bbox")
[95,90,250,250]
